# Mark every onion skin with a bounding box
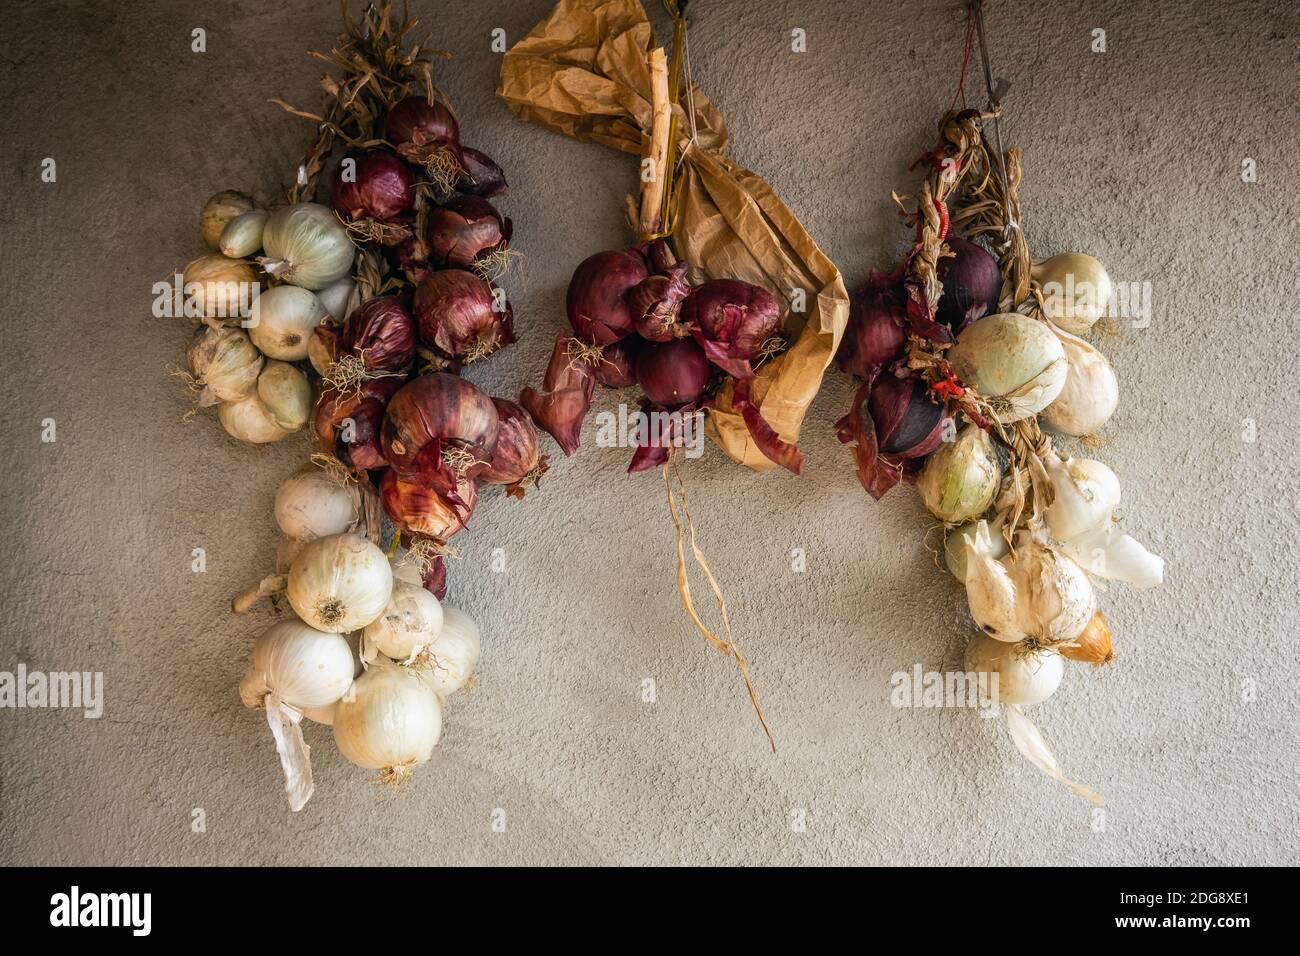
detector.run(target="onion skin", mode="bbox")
[592,338,639,389]
[1059,610,1113,665]
[636,338,712,407]
[313,378,404,471]
[566,249,648,346]
[480,399,548,497]
[629,263,692,342]
[338,295,417,375]
[385,96,460,148]
[837,277,907,377]
[425,196,511,268]
[380,469,477,539]
[835,375,952,499]
[454,146,508,197]
[935,237,1002,332]
[329,149,414,222]
[381,372,500,480]
[519,334,595,456]
[414,269,514,361]
[681,278,781,362]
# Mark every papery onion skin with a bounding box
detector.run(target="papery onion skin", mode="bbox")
[385,95,461,148]
[338,294,417,375]
[1059,610,1113,665]
[314,377,404,471]
[682,278,782,365]
[629,263,692,342]
[454,146,508,197]
[519,335,595,456]
[425,196,511,268]
[413,269,514,361]
[329,149,414,222]
[381,469,478,539]
[287,533,393,633]
[835,375,952,499]
[836,278,907,378]
[593,338,639,389]
[200,190,254,249]
[566,249,648,346]
[480,398,546,491]
[635,338,712,407]
[380,372,500,477]
[935,236,1002,331]
[188,325,262,404]
[333,664,442,772]
[945,518,1008,582]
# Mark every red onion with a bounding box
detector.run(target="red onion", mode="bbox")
[836,276,907,377]
[593,338,639,389]
[835,374,952,499]
[519,335,595,456]
[381,469,477,539]
[935,236,1002,331]
[337,295,416,375]
[385,96,460,149]
[313,377,404,472]
[566,249,648,346]
[635,338,712,407]
[630,263,693,342]
[480,398,549,498]
[682,279,781,362]
[329,149,414,222]
[381,373,500,491]
[454,146,508,197]
[425,196,511,268]
[414,269,515,362]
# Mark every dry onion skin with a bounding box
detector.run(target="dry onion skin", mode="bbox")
[200,189,254,249]
[1059,610,1113,665]
[186,324,262,405]
[287,532,393,633]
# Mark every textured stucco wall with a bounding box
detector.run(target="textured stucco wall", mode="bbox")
[1,0,1296,866]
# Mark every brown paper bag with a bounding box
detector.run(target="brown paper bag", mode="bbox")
[498,0,848,472]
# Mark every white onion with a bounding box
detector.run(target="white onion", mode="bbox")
[287,533,393,633]
[362,579,444,664]
[1044,454,1120,542]
[187,324,262,405]
[217,394,292,444]
[418,606,480,696]
[239,620,355,711]
[248,285,327,360]
[200,189,253,249]
[963,526,1095,646]
[300,702,337,725]
[256,361,312,430]
[183,254,260,319]
[1042,325,1118,436]
[259,203,355,290]
[965,632,1063,706]
[1032,253,1112,334]
[219,208,269,258]
[945,517,1007,582]
[315,276,357,322]
[916,424,1001,523]
[274,463,361,541]
[947,313,1067,422]
[333,664,442,774]
[275,534,305,573]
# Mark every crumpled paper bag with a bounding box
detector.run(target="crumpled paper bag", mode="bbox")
[498,0,848,472]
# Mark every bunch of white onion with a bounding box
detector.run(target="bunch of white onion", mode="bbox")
[182,192,353,445]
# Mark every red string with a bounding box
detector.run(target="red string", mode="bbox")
[949,7,978,113]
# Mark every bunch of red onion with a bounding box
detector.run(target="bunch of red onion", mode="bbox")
[384,95,508,197]
[524,241,801,472]
[835,373,954,499]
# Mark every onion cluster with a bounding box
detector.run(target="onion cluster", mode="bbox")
[523,241,801,472]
